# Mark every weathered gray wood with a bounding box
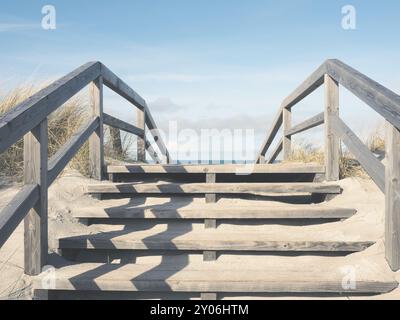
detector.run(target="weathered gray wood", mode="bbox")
[324,75,340,181]
[103,113,144,137]
[385,121,400,271]
[137,108,146,162]
[73,205,356,220]
[144,103,171,163]
[48,117,99,185]
[86,182,341,194]
[24,119,48,276]
[281,63,326,110]
[0,62,101,154]
[326,59,400,130]
[56,232,373,252]
[101,64,146,110]
[204,219,217,228]
[0,184,39,248]
[203,251,217,262]
[283,107,292,160]
[331,116,385,192]
[206,173,216,203]
[201,293,217,300]
[286,112,324,137]
[106,163,325,174]
[33,256,397,293]
[145,140,161,164]
[266,138,283,164]
[89,77,104,180]
[256,108,283,163]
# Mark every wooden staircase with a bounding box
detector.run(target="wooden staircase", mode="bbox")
[33,164,397,299]
[1,59,400,300]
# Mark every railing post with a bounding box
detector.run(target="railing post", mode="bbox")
[137,107,146,162]
[385,121,400,271]
[283,107,292,160]
[324,74,340,181]
[24,119,48,276]
[89,76,104,180]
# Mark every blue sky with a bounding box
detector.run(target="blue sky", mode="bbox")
[1,0,399,160]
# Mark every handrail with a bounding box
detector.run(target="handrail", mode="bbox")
[256,58,400,271]
[0,61,171,275]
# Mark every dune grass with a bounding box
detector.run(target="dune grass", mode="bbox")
[0,84,134,182]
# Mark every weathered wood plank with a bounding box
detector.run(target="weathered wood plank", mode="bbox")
[286,112,324,137]
[144,103,171,163]
[145,140,161,164]
[266,138,283,164]
[48,117,99,185]
[106,163,325,174]
[0,62,101,154]
[89,77,104,180]
[103,113,144,137]
[205,173,216,204]
[101,64,146,110]
[86,182,341,194]
[73,205,356,220]
[385,121,400,271]
[24,119,48,276]
[283,107,292,160]
[326,59,400,130]
[256,108,283,163]
[0,184,39,248]
[331,116,385,191]
[281,62,326,110]
[137,108,146,162]
[33,256,397,293]
[324,75,340,181]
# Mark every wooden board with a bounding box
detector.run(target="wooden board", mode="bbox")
[286,112,324,137]
[86,182,341,195]
[33,255,397,293]
[106,164,325,174]
[72,205,356,220]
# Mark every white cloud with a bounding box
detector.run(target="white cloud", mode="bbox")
[0,23,40,32]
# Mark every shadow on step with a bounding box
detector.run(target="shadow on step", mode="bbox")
[67,197,195,292]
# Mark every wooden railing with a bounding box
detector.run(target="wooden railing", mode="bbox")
[256,59,400,271]
[0,61,170,275]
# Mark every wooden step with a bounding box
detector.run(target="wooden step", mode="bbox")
[86,182,341,195]
[73,200,356,220]
[56,225,373,252]
[106,163,325,174]
[33,254,398,294]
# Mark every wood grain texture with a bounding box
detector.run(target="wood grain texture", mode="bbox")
[0,184,39,248]
[206,173,216,203]
[24,119,48,276]
[266,138,283,164]
[385,121,400,271]
[283,107,292,160]
[286,112,324,137]
[103,113,144,137]
[89,77,104,180]
[106,163,325,174]
[33,256,397,293]
[0,62,101,154]
[256,108,283,163]
[48,117,99,185]
[324,75,340,181]
[86,182,341,195]
[136,107,146,162]
[331,116,385,192]
[72,205,356,220]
